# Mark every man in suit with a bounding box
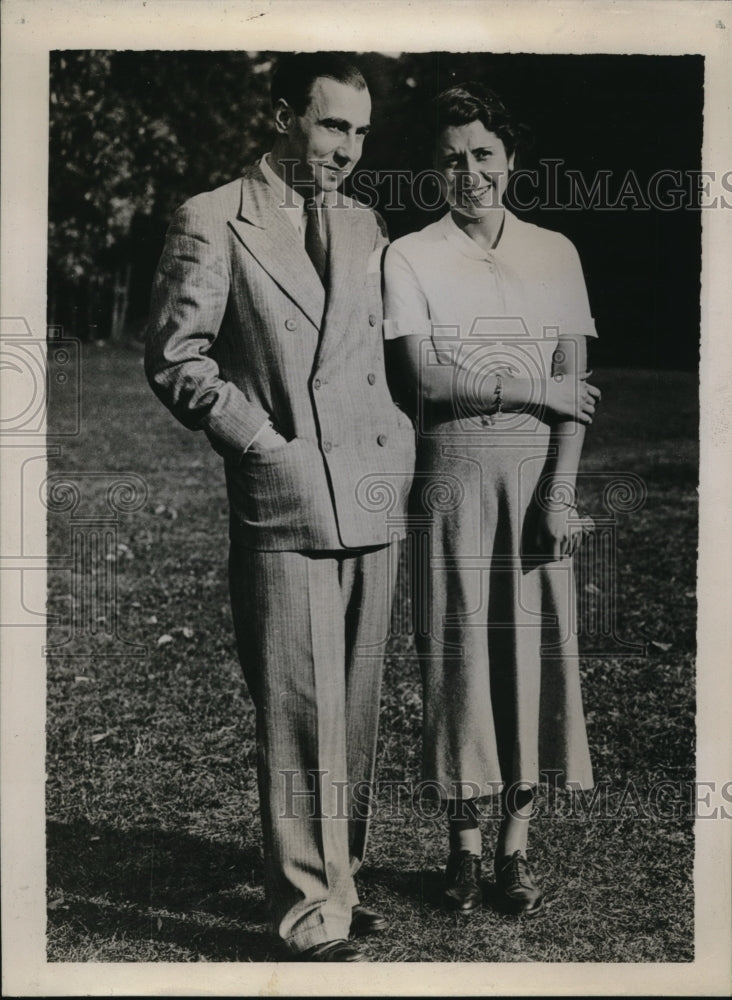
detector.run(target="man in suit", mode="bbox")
[145,53,415,961]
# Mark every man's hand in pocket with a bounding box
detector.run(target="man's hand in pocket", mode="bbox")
[248,422,288,454]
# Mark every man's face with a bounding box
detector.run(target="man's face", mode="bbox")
[277,77,372,193]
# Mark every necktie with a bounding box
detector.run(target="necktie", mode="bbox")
[304,198,327,284]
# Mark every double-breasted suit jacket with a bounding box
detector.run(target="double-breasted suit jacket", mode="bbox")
[146,164,416,549]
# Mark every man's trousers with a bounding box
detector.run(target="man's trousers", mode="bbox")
[228,543,396,952]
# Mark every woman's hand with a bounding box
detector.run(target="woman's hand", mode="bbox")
[543,371,600,424]
[535,506,594,562]
[500,371,600,423]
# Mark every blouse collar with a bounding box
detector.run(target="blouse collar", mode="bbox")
[439,207,521,261]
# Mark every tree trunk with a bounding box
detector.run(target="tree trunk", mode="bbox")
[110,264,132,342]
[86,282,101,342]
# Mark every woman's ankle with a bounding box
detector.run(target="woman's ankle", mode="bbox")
[447,797,481,856]
[449,825,482,856]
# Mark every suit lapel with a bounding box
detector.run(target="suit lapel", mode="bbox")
[315,204,373,367]
[228,168,326,330]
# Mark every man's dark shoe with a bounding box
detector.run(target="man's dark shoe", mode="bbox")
[298,938,368,962]
[443,849,482,912]
[351,904,388,937]
[494,850,544,917]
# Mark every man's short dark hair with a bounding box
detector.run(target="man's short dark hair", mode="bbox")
[271,52,367,115]
[432,82,529,159]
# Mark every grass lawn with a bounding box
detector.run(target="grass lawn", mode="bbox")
[46,344,697,963]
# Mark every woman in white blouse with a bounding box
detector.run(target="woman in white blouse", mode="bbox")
[384,83,600,918]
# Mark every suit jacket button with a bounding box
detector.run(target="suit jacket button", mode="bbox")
[367,372,376,385]
[368,314,377,327]
[377,434,387,446]
[323,441,332,453]
[285,319,296,331]
[313,378,322,390]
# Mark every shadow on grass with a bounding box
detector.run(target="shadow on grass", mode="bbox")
[47,819,277,961]
[357,863,446,911]
[359,863,522,918]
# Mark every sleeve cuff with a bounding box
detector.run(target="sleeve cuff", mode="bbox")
[558,322,599,340]
[244,417,272,453]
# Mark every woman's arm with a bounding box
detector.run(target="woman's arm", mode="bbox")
[534,335,593,561]
[383,245,600,425]
[387,334,599,424]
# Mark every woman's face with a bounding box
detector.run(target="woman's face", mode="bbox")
[436,120,514,219]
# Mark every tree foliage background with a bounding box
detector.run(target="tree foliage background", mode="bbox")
[48,50,703,368]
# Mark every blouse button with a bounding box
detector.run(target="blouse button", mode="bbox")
[377,434,387,446]
[368,314,377,327]
[367,373,376,385]
[323,441,333,453]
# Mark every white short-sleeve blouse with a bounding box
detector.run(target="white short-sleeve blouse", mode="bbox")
[383,210,597,378]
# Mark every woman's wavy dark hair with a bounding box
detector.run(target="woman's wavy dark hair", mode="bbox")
[431,82,531,160]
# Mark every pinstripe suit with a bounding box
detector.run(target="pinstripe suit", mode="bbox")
[146,164,415,950]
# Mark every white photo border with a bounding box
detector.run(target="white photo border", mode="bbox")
[2,0,730,995]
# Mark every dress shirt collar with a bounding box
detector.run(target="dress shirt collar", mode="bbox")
[260,153,303,206]
[260,153,330,235]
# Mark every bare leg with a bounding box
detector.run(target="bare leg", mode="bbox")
[493,785,544,917]
[447,797,482,856]
[495,785,534,859]
[443,797,482,912]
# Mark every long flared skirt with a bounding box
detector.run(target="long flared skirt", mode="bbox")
[410,427,594,799]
